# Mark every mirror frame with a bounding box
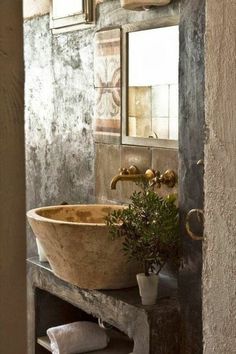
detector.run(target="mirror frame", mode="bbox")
[122,16,180,149]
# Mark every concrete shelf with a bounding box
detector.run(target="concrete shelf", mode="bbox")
[28,257,180,354]
[37,337,51,352]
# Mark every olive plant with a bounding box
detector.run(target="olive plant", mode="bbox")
[106,184,180,276]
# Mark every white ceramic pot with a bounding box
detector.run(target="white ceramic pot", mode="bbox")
[136,273,159,305]
[120,0,171,11]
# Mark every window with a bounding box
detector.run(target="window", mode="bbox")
[50,0,95,33]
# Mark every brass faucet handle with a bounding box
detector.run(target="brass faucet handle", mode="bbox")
[145,170,162,188]
[160,169,178,188]
[127,165,140,175]
[119,165,140,175]
[145,169,156,180]
[119,168,129,175]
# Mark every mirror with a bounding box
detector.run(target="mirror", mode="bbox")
[122,19,179,148]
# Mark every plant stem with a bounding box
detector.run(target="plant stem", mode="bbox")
[156,261,166,275]
[144,261,149,277]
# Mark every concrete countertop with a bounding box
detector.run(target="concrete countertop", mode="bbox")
[27,257,180,354]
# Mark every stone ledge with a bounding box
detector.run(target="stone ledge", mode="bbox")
[27,257,180,354]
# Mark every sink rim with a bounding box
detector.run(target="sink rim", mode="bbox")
[27,204,125,227]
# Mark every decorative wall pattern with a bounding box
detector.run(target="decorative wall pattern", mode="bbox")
[94,28,121,142]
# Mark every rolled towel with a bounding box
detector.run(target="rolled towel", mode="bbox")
[47,321,109,354]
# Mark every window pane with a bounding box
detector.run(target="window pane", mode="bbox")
[52,0,83,19]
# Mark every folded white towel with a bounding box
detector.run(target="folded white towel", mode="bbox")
[47,321,109,354]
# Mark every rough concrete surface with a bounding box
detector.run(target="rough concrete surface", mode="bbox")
[178,0,205,352]
[24,16,95,256]
[203,1,236,353]
[28,258,180,354]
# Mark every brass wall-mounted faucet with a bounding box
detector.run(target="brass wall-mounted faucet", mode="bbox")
[110,165,177,190]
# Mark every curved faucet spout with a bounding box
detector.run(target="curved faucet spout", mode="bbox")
[110,174,145,190]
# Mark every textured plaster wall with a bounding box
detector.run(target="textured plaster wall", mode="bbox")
[24,17,95,256]
[23,0,50,19]
[203,1,236,353]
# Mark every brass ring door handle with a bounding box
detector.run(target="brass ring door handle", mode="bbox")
[185,209,204,241]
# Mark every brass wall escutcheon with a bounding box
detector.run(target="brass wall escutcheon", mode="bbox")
[186,209,204,241]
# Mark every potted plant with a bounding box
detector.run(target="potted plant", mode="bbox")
[106,184,180,305]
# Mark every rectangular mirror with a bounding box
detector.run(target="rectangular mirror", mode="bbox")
[122,18,179,148]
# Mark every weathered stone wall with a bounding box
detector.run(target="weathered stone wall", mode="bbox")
[24,17,96,256]
[203,1,236,352]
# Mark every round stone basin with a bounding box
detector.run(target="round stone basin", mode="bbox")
[27,204,142,290]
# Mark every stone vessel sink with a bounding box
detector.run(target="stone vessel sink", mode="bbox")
[27,204,142,290]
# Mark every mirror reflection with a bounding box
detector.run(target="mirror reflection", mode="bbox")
[128,25,179,141]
